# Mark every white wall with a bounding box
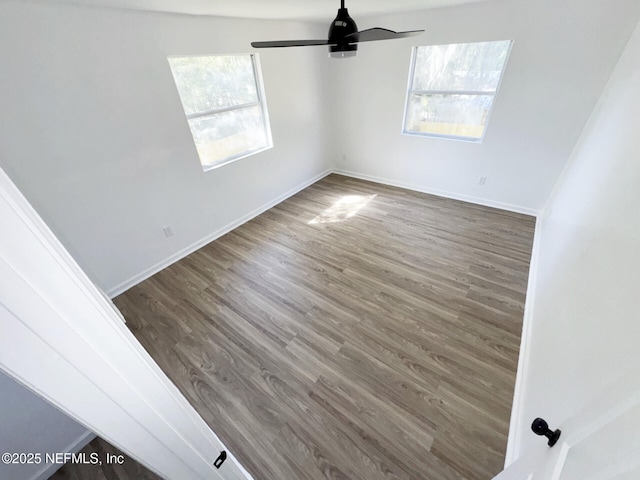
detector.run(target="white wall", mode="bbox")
[328,0,640,213]
[0,5,329,477]
[2,0,638,293]
[0,1,330,296]
[513,15,640,457]
[0,371,92,480]
[3,0,640,473]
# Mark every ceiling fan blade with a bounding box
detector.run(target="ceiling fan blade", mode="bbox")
[345,27,424,43]
[251,39,334,48]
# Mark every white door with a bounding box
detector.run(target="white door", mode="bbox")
[0,166,252,480]
[494,371,640,480]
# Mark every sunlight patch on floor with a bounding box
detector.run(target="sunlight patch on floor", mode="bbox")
[308,194,377,225]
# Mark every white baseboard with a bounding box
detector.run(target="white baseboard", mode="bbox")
[103,164,537,465]
[334,168,541,463]
[32,430,96,480]
[504,215,544,466]
[106,169,332,298]
[107,167,538,299]
[333,168,539,216]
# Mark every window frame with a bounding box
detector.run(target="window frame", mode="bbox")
[401,40,513,143]
[168,53,273,172]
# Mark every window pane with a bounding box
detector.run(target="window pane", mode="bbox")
[405,93,494,139]
[188,105,268,168]
[412,41,511,92]
[168,55,258,115]
[168,54,273,170]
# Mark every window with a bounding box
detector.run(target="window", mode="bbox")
[168,54,272,171]
[403,40,512,142]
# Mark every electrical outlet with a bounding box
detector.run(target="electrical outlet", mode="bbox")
[478,176,487,186]
[163,226,174,238]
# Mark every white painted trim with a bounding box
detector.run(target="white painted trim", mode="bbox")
[107,168,332,298]
[108,167,536,298]
[0,166,252,480]
[504,215,544,466]
[332,169,539,216]
[550,442,571,480]
[32,431,96,480]
[102,165,537,468]
[1,157,539,479]
[496,362,640,477]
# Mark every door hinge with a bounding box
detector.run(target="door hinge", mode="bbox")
[213,450,227,469]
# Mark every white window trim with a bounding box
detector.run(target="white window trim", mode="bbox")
[168,53,273,172]
[401,41,513,143]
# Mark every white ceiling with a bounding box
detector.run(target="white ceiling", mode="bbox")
[40,0,486,20]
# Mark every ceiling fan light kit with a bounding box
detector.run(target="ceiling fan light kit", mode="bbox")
[328,4,359,58]
[250,0,424,58]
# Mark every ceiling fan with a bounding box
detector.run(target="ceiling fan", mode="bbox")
[250,0,424,58]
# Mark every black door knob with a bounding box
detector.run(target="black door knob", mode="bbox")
[531,418,561,447]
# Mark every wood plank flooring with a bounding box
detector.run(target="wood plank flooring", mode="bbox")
[112,174,535,480]
[50,437,161,480]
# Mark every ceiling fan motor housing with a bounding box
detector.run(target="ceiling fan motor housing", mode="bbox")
[328,8,358,56]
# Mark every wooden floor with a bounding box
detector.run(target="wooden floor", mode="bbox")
[50,437,161,480]
[111,174,534,480]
